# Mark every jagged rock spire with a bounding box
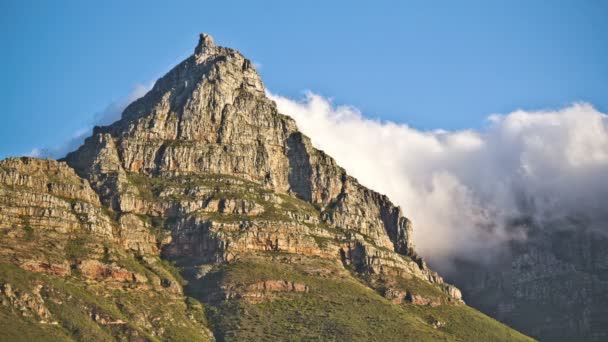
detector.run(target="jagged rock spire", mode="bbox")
[196,33,216,51]
[194,33,217,61]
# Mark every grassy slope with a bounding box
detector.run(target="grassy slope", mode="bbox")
[183,256,534,342]
[0,258,212,342]
[0,307,72,342]
[0,240,535,342]
[0,172,534,341]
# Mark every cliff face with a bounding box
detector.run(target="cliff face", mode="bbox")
[0,34,533,341]
[451,224,608,342]
[63,33,429,283]
[0,158,114,239]
[0,157,214,341]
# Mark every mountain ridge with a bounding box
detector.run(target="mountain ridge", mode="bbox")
[0,33,533,341]
[63,33,428,278]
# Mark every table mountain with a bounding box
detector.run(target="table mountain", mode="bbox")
[450,220,608,342]
[0,33,533,341]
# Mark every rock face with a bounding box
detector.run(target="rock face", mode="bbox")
[0,34,535,341]
[450,224,608,342]
[0,158,114,239]
[0,157,213,340]
[63,33,439,288]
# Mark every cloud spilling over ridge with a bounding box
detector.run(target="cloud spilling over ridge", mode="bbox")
[25,80,608,272]
[270,92,608,271]
[29,84,151,159]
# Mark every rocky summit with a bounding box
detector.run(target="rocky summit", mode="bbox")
[0,34,533,341]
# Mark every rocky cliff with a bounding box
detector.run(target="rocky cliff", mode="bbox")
[0,157,214,340]
[0,33,533,341]
[63,33,433,281]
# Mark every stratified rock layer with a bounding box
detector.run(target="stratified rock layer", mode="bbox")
[64,33,450,293]
[0,34,536,342]
[0,158,114,239]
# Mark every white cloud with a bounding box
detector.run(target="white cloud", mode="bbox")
[269,92,608,272]
[30,83,152,159]
[26,82,608,274]
[92,83,151,126]
[27,148,42,158]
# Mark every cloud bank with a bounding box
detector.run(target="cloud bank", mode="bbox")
[29,83,151,159]
[270,92,608,271]
[28,81,608,273]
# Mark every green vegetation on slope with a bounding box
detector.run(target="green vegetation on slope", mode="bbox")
[181,255,534,342]
[0,254,212,341]
[0,307,72,342]
[0,169,533,341]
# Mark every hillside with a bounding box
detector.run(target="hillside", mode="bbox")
[0,34,533,341]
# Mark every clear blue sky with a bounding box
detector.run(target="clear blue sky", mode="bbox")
[1,0,606,159]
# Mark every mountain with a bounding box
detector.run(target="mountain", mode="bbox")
[0,33,532,341]
[449,220,608,342]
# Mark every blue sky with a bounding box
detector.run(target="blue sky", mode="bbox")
[1,0,606,159]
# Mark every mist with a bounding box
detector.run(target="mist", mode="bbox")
[270,92,608,272]
[29,84,150,159]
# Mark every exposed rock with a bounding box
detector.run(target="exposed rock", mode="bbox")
[61,33,457,301]
[20,259,71,277]
[430,319,446,329]
[246,280,310,293]
[443,284,463,302]
[0,282,53,322]
[0,157,114,239]
[117,213,159,255]
[77,259,146,283]
[0,33,505,341]
[91,309,127,325]
[383,287,407,304]
[408,293,442,307]
[203,277,311,304]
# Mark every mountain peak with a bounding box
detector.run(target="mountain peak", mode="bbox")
[0,32,537,341]
[197,33,215,48]
[64,30,462,312]
[194,33,216,57]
